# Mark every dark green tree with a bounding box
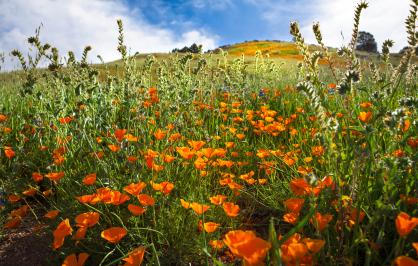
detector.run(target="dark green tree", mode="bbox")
[356,31,378,53]
[172,43,202,54]
[399,46,418,55]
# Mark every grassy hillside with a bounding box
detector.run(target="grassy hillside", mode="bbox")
[0,39,406,91]
[214,40,406,65]
[0,4,417,264]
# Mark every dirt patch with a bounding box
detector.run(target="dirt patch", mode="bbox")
[0,214,56,266]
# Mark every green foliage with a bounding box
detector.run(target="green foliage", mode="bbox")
[0,1,417,265]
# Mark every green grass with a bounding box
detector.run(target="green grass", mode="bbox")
[0,6,417,266]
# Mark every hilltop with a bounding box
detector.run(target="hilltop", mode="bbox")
[210,40,405,63]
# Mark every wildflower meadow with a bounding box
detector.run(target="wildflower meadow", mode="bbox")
[0,1,417,265]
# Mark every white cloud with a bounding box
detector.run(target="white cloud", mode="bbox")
[0,0,218,71]
[249,0,411,52]
[299,0,411,52]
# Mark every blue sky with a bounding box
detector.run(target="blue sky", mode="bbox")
[0,0,411,70]
[126,0,315,46]
[119,0,411,48]
[127,0,278,46]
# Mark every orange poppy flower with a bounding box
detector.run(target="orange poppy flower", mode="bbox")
[0,114,7,122]
[413,242,418,254]
[4,147,15,159]
[223,230,271,265]
[43,189,53,197]
[284,198,305,213]
[311,212,333,231]
[122,246,145,266]
[75,212,100,228]
[147,149,160,159]
[223,202,240,217]
[401,119,411,132]
[202,222,220,233]
[194,157,207,170]
[219,177,233,186]
[200,148,214,158]
[176,147,196,160]
[108,144,120,152]
[239,171,255,180]
[109,191,130,206]
[53,219,73,249]
[258,178,267,185]
[44,210,60,220]
[290,178,311,196]
[137,194,155,206]
[228,182,243,193]
[95,188,113,202]
[163,154,175,163]
[394,256,418,266]
[150,181,174,195]
[321,175,335,188]
[8,194,21,203]
[45,172,65,181]
[231,151,239,158]
[359,102,373,109]
[168,133,182,142]
[236,133,245,140]
[280,233,314,264]
[58,116,74,124]
[395,212,418,237]
[90,151,104,159]
[128,204,146,216]
[256,150,271,159]
[209,195,227,205]
[407,137,418,149]
[393,149,406,158]
[286,242,309,262]
[10,205,29,218]
[76,194,96,205]
[4,217,22,229]
[22,187,37,197]
[53,154,65,166]
[283,212,300,225]
[114,129,127,142]
[127,156,138,163]
[311,146,325,157]
[347,208,366,227]
[124,182,147,196]
[124,134,138,142]
[101,227,127,244]
[180,199,191,209]
[153,129,166,140]
[225,142,235,149]
[73,227,88,240]
[297,166,313,176]
[302,238,325,253]
[209,239,225,249]
[62,253,89,266]
[32,172,43,183]
[328,83,336,89]
[144,153,155,169]
[82,173,96,185]
[400,195,418,205]
[212,148,227,158]
[217,159,234,168]
[188,140,206,151]
[358,111,372,123]
[190,202,210,215]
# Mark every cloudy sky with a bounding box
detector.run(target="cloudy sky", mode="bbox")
[0,0,412,70]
